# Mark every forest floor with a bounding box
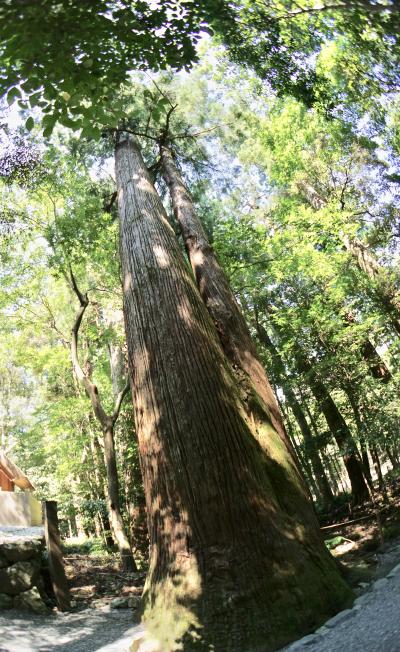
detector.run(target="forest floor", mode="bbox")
[1,484,400,651]
[318,478,400,588]
[63,553,146,612]
[280,479,400,651]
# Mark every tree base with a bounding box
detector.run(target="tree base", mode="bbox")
[139,538,353,652]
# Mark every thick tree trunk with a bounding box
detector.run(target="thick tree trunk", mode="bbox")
[160,144,295,459]
[256,323,334,508]
[115,136,352,651]
[297,356,370,505]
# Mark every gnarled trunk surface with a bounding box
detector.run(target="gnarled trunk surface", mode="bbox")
[116,136,352,652]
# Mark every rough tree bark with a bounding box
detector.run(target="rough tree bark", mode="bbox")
[255,322,334,508]
[297,355,370,505]
[159,143,294,458]
[70,273,137,572]
[115,136,352,652]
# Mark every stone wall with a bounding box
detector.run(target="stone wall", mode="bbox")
[0,536,50,613]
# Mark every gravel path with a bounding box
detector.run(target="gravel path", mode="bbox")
[282,559,400,652]
[0,608,143,652]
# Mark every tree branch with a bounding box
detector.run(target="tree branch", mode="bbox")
[145,73,176,110]
[172,123,233,141]
[112,127,159,142]
[42,298,69,348]
[112,383,130,425]
[69,269,110,429]
[159,104,178,146]
[103,190,117,213]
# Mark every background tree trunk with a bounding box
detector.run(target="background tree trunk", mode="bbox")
[297,355,370,504]
[70,276,136,571]
[103,424,136,571]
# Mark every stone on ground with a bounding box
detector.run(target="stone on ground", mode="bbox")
[13,587,48,614]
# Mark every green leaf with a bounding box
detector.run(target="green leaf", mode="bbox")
[25,116,34,131]
[42,114,57,137]
[29,92,42,108]
[59,115,81,130]
[143,89,154,102]
[43,125,54,138]
[81,125,102,141]
[6,87,21,105]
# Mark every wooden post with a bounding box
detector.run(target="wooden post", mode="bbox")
[43,500,71,611]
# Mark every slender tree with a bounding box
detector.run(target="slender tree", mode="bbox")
[296,353,370,504]
[70,271,137,572]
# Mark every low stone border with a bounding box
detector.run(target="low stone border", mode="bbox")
[281,561,400,651]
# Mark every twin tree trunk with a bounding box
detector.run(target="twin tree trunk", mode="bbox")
[115,136,352,652]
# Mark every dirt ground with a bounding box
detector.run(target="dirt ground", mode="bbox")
[63,554,146,612]
[317,479,400,588]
